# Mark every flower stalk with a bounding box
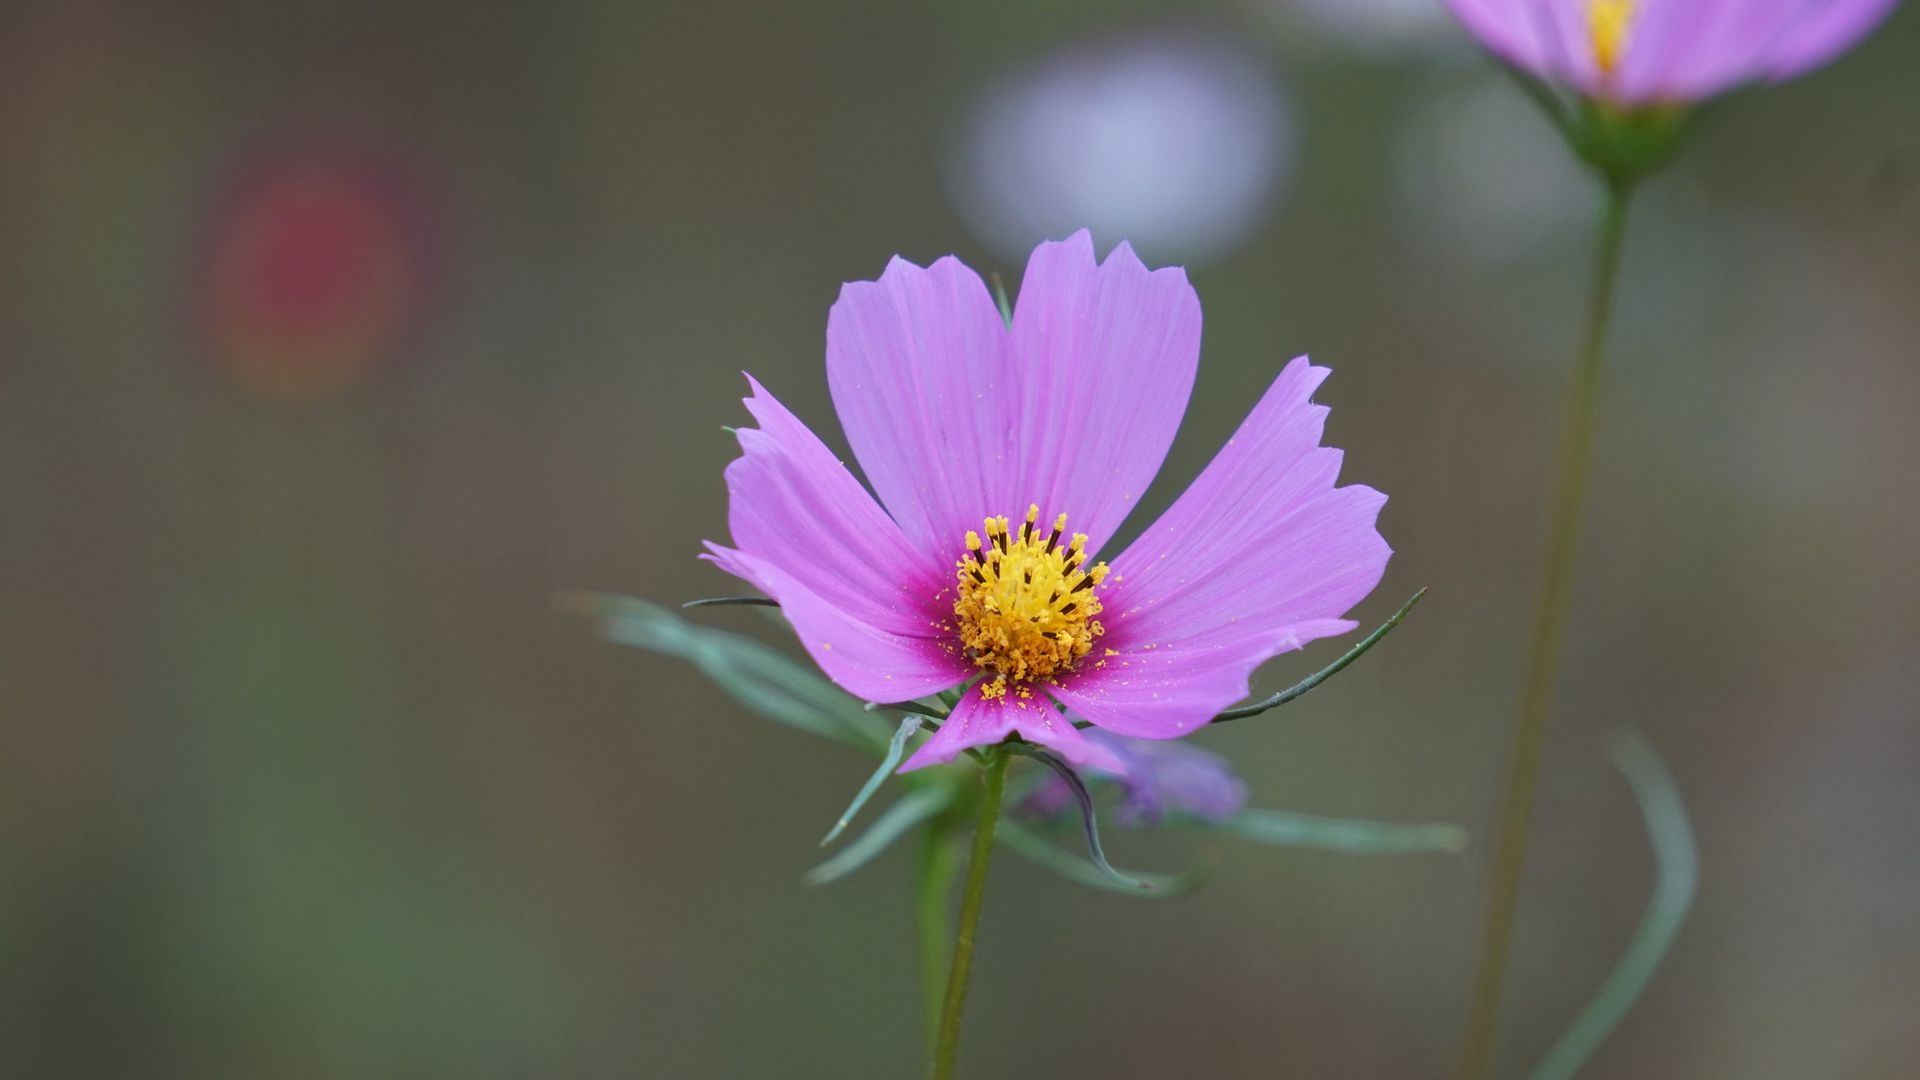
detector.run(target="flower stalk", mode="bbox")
[916,818,960,1044]
[932,750,1010,1080]
[1455,177,1634,1080]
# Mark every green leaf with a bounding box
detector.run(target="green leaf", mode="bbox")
[988,271,1014,326]
[820,715,924,847]
[570,593,888,755]
[1006,744,1156,891]
[805,787,953,886]
[1529,730,1697,1080]
[1214,808,1468,855]
[996,821,1200,897]
[1211,588,1427,725]
[681,596,779,609]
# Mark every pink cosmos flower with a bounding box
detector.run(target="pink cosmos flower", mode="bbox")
[1442,0,1898,105]
[704,232,1390,774]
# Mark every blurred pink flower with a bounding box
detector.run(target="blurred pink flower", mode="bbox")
[1020,728,1250,826]
[1442,0,1898,105]
[705,232,1390,774]
[197,141,436,399]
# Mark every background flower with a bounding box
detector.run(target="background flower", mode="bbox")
[1441,0,1899,105]
[1020,727,1251,826]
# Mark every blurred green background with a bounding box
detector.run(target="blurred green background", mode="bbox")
[5,1,1917,1076]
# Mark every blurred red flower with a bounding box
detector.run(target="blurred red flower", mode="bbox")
[199,142,436,399]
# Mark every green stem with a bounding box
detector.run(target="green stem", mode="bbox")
[916,818,959,1046]
[1454,178,1635,1080]
[930,751,1009,1080]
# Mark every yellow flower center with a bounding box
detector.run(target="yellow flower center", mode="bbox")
[952,505,1109,700]
[1589,0,1637,76]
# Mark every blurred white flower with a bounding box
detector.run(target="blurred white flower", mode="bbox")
[947,30,1292,267]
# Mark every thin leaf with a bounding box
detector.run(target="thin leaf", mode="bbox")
[820,715,924,847]
[566,592,888,755]
[682,596,780,609]
[1529,730,1697,1080]
[1216,808,1468,855]
[1211,588,1427,725]
[997,821,1200,897]
[988,271,1014,326]
[1006,744,1155,890]
[865,698,952,723]
[805,787,952,886]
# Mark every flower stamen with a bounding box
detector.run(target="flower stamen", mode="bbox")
[954,504,1109,699]
[1589,0,1637,76]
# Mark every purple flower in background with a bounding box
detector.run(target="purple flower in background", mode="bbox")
[1022,729,1250,826]
[705,232,1390,775]
[1442,0,1898,105]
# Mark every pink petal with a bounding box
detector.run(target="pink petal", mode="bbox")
[1049,618,1357,740]
[826,253,1017,563]
[1442,0,1557,76]
[898,681,1129,774]
[703,545,964,703]
[826,233,1200,565]
[1615,0,1740,101]
[1623,0,1814,101]
[1533,0,1608,95]
[1006,231,1200,556]
[1053,357,1391,739]
[1759,0,1897,82]
[1626,0,1894,102]
[706,375,969,702]
[1444,0,1605,94]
